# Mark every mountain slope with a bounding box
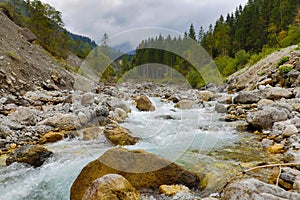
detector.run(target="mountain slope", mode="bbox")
[0,10,74,95]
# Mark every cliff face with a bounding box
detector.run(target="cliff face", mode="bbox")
[0,10,75,95]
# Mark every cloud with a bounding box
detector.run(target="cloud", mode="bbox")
[42,0,247,43]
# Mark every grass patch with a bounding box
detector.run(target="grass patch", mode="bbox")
[295,44,300,51]
[6,51,20,61]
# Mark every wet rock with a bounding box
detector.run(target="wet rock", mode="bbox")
[222,178,300,200]
[6,145,53,167]
[234,91,261,104]
[266,87,293,100]
[82,127,102,141]
[267,144,284,154]
[216,95,233,104]
[71,148,200,200]
[109,108,128,123]
[159,185,190,196]
[103,124,139,146]
[155,115,175,120]
[198,91,213,102]
[107,97,131,113]
[38,113,81,131]
[175,100,194,110]
[82,174,140,200]
[134,95,155,111]
[215,103,228,113]
[39,131,64,144]
[247,107,289,130]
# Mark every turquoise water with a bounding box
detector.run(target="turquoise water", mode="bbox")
[0,98,240,199]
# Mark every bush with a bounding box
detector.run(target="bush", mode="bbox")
[234,50,250,69]
[276,56,290,67]
[279,65,293,74]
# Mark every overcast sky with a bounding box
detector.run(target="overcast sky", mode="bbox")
[41,0,248,44]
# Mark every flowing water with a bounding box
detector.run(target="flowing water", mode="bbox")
[0,97,270,199]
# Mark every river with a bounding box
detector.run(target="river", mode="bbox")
[0,97,270,199]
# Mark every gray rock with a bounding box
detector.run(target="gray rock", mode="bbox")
[288,69,300,79]
[234,91,261,104]
[80,92,95,106]
[95,105,109,117]
[266,87,293,100]
[262,138,274,148]
[19,27,37,43]
[107,97,131,113]
[8,107,40,126]
[222,178,300,200]
[247,107,289,130]
[109,108,128,123]
[38,113,81,131]
[215,103,228,113]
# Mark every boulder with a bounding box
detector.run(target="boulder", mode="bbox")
[83,127,102,141]
[103,124,139,146]
[70,148,200,200]
[109,108,128,123]
[222,178,300,200]
[38,113,81,131]
[82,174,140,200]
[175,100,194,110]
[107,97,131,113]
[233,91,261,104]
[134,95,155,111]
[247,107,289,130]
[19,27,37,43]
[198,91,214,102]
[215,103,228,113]
[8,107,39,126]
[39,131,64,144]
[81,92,95,106]
[6,145,53,167]
[266,87,293,100]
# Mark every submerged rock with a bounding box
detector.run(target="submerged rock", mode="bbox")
[134,95,155,111]
[70,148,200,200]
[82,127,102,141]
[103,124,139,146]
[222,178,300,200]
[82,174,140,200]
[175,100,194,110]
[6,145,53,167]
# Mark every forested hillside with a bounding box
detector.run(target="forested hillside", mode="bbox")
[101,0,300,87]
[0,0,96,58]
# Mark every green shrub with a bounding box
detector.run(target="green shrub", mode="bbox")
[279,65,293,74]
[295,45,300,51]
[276,56,290,67]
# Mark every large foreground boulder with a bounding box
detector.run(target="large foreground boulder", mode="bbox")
[70,148,200,200]
[6,145,53,167]
[82,174,140,200]
[222,178,300,200]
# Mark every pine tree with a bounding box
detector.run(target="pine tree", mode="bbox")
[188,23,196,41]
